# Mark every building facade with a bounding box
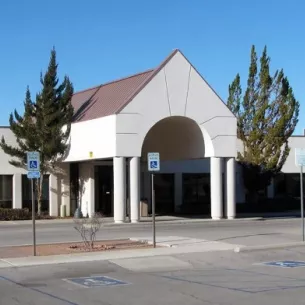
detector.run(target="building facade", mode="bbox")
[0,50,303,222]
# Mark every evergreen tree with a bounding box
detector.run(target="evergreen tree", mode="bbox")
[0,48,74,214]
[227,45,299,202]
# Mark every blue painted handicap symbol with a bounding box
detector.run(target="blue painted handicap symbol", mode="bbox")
[150,161,158,169]
[263,261,305,268]
[29,160,38,169]
[65,276,129,288]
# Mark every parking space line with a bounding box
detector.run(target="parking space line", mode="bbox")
[0,276,80,305]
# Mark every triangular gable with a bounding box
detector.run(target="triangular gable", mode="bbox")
[119,49,235,120]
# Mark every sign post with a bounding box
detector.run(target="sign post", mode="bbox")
[295,148,305,241]
[147,152,160,248]
[27,151,41,256]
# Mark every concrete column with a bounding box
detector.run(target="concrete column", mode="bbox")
[129,157,140,223]
[13,174,22,209]
[87,166,95,218]
[61,164,71,217]
[49,174,59,217]
[79,163,95,218]
[113,157,126,223]
[211,157,223,220]
[174,173,183,213]
[226,157,236,219]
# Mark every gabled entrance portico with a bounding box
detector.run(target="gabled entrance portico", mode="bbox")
[62,49,237,223]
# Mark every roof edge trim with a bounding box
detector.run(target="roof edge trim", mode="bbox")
[115,49,180,114]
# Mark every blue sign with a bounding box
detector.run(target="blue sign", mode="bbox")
[29,160,38,169]
[148,152,160,172]
[27,151,40,179]
[27,151,40,171]
[27,171,41,179]
[263,261,305,268]
[150,161,158,169]
[295,148,305,166]
[65,276,129,287]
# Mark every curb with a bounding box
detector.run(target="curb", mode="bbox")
[105,217,263,226]
[129,237,173,248]
[0,243,234,269]
[234,241,305,253]
[0,217,264,226]
[0,238,126,248]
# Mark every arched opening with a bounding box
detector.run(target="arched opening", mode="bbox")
[141,116,210,215]
[141,116,205,161]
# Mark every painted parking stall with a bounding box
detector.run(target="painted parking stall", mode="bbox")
[64,276,130,288]
[262,261,305,268]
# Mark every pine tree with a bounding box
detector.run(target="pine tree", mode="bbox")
[227,45,299,202]
[0,48,74,215]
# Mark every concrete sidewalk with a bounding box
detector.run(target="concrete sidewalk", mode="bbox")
[0,210,300,226]
[0,239,238,269]
[0,215,261,226]
[1,233,305,269]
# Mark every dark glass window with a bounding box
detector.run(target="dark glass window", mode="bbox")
[70,163,79,215]
[0,175,13,208]
[182,174,210,214]
[22,175,49,212]
[154,174,175,214]
[274,173,304,198]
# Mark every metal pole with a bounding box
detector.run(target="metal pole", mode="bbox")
[32,179,36,256]
[301,166,304,242]
[151,173,156,248]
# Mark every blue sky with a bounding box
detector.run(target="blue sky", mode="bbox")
[0,0,304,133]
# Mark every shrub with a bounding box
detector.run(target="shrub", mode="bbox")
[0,208,55,221]
[0,208,31,220]
[73,213,103,250]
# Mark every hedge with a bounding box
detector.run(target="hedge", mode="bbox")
[0,208,54,221]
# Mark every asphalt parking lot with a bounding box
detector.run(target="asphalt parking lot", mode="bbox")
[2,246,305,305]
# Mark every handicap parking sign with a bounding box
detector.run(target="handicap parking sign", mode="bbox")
[263,261,305,268]
[148,152,160,172]
[27,151,40,179]
[29,160,38,169]
[150,161,158,169]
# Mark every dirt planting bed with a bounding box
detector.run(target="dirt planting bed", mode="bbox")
[0,239,151,258]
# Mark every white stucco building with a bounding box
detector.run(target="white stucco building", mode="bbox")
[0,50,303,221]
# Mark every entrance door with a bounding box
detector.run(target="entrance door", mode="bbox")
[95,166,113,216]
[182,173,210,214]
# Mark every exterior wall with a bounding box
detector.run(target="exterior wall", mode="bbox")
[0,128,71,214]
[281,137,305,173]
[0,128,26,209]
[2,123,304,214]
[116,51,237,158]
[64,115,116,162]
[0,127,26,175]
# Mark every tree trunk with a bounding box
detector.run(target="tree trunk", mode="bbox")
[36,177,43,215]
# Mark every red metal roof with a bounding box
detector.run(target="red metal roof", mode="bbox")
[71,49,179,123]
[71,69,154,122]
